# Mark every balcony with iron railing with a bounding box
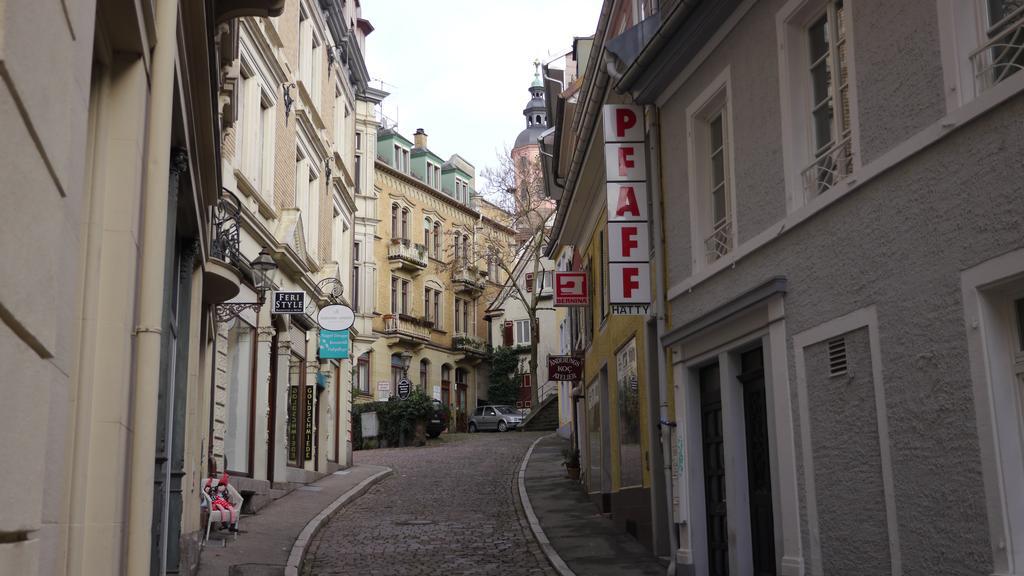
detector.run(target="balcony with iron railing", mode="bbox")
[452,333,488,357]
[387,239,428,273]
[971,5,1024,93]
[801,134,853,202]
[383,313,431,344]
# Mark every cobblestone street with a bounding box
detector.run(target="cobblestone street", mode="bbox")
[303,432,558,576]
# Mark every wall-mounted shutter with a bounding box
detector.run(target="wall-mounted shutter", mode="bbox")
[503,321,513,346]
[525,273,534,292]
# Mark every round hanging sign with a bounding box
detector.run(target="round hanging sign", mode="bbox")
[397,378,412,400]
[317,304,355,331]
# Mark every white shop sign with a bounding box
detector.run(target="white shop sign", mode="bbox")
[603,104,652,316]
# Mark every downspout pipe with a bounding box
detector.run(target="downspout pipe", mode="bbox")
[127,0,179,573]
[646,105,678,576]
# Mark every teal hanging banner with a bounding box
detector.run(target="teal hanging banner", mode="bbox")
[319,329,350,359]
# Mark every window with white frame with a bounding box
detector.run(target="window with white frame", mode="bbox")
[298,7,314,100]
[778,0,859,209]
[687,71,735,268]
[941,0,1024,110]
[805,1,852,197]
[236,65,275,200]
[515,319,531,345]
[295,150,319,260]
[334,89,346,153]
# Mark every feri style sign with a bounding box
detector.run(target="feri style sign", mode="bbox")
[554,272,588,306]
[603,104,651,315]
[548,355,583,381]
[272,291,305,314]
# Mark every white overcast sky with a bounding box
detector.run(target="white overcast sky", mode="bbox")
[361,1,602,193]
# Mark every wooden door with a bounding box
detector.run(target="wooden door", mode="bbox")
[700,363,729,576]
[739,347,777,576]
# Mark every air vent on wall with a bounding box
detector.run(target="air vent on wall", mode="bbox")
[828,337,848,377]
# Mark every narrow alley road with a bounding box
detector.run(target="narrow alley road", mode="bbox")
[303,432,558,576]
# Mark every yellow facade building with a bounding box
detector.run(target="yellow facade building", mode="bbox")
[353,128,512,427]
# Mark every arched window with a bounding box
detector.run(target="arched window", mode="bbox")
[420,359,429,394]
[401,208,409,240]
[424,218,431,251]
[441,364,452,406]
[391,203,399,237]
[462,235,470,263]
[535,114,541,124]
[433,222,441,257]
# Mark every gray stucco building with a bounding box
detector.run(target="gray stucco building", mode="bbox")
[586,0,1024,574]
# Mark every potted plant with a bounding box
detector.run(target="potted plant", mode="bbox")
[562,447,581,481]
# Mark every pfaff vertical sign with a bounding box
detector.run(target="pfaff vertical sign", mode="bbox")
[603,105,651,315]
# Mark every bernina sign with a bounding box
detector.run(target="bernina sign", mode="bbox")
[554,272,588,306]
[547,355,583,381]
[603,104,651,315]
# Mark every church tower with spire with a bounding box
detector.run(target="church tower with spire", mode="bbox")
[513,60,548,153]
[510,61,554,240]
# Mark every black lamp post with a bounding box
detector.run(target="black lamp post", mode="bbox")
[215,247,278,323]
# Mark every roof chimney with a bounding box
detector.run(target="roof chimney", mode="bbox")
[413,128,428,149]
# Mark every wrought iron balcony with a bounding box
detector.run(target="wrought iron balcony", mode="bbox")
[387,239,428,272]
[970,5,1024,93]
[452,333,488,356]
[383,313,431,343]
[211,192,242,265]
[704,217,733,264]
[801,135,853,201]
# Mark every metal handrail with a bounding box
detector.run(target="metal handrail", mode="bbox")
[970,6,1024,92]
[704,217,732,263]
[801,134,853,201]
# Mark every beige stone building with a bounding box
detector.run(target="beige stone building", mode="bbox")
[214,0,378,499]
[0,0,286,574]
[353,127,513,427]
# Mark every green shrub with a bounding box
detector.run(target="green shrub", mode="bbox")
[352,388,438,449]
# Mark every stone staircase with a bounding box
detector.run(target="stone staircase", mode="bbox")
[520,393,559,431]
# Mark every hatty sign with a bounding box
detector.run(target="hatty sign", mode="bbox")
[603,104,651,316]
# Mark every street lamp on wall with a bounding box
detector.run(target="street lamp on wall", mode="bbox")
[215,247,278,323]
[399,351,413,378]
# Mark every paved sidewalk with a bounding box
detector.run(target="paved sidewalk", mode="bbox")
[522,435,667,576]
[197,465,391,576]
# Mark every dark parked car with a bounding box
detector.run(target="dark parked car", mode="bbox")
[426,399,448,438]
[468,405,524,432]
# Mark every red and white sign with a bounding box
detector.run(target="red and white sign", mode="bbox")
[554,272,588,307]
[602,105,644,142]
[608,222,650,262]
[603,104,651,316]
[606,182,648,221]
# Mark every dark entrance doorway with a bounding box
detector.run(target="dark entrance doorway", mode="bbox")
[738,347,777,575]
[699,363,728,576]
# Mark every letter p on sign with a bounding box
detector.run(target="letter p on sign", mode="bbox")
[602,105,643,143]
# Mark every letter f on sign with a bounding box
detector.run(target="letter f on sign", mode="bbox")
[621,226,638,257]
[623,267,640,298]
